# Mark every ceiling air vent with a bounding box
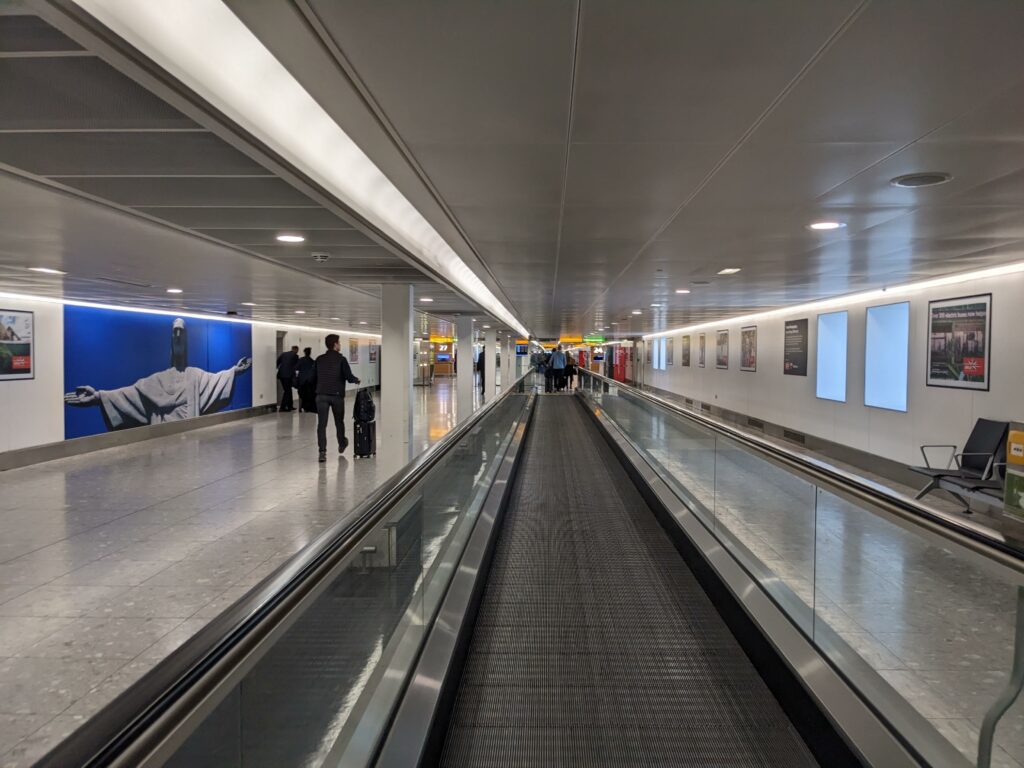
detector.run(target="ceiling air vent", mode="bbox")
[747,417,765,431]
[312,252,330,263]
[88,275,154,288]
[890,172,952,189]
[700,402,712,413]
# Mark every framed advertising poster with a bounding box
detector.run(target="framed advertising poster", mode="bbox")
[666,336,674,366]
[349,338,360,363]
[680,335,691,367]
[927,294,991,390]
[784,318,809,376]
[369,344,378,363]
[740,326,757,372]
[0,309,34,380]
[715,330,729,369]
[697,333,706,368]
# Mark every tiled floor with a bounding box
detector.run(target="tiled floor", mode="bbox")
[0,379,474,767]
[596,390,1024,768]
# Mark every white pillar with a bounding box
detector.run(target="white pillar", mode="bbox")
[504,335,512,390]
[484,329,497,402]
[380,284,414,473]
[456,315,474,422]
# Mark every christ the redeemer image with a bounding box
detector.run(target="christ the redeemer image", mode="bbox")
[64,317,252,430]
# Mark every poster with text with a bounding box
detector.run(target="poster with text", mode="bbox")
[349,338,360,363]
[698,333,706,368]
[63,307,252,439]
[0,309,33,380]
[715,330,729,369]
[740,326,757,372]
[783,318,809,376]
[680,335,691,367]
[927,294,991,390]
[369,344,378,363]
[666,336,674,366]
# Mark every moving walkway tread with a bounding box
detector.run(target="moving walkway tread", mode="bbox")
[440,396,818,767]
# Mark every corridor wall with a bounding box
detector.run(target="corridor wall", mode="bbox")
[644,269,1024,465]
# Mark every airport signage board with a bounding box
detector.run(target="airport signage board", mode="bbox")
[583,335,605,344]
[559,336,583,344]
[0,309,33,380]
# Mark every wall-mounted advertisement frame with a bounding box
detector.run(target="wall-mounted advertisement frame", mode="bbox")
[740,326,757,372]
[864,301,910,413]
[783,318,809,376]
[926,293,991,391]
[0,309,34,381]
[666,336,674,366]
[680,335,690,367]
[715,330,729,369]
[697,333,706,368]
[349,337,360,363]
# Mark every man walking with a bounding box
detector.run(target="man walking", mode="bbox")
[276,345,299,412]
[315,334,360,462]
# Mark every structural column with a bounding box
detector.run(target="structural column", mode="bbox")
[504,335,513,390]
[484,329,497,403]
[380,284,414,474]
[456,315,475,422]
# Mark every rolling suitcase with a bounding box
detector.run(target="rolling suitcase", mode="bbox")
[354,419,376,458]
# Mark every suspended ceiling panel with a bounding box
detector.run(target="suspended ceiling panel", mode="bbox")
[291,0,1024,337]
[0,10,486,329]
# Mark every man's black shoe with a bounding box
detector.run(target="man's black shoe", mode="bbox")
[318,451,326,463]
[339,438,349,454]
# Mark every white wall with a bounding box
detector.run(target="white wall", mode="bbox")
[271,328,380,393]
[645,271,1024,465]
[0,298,64,452]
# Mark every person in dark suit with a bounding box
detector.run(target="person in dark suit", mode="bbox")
[276,345,299,412]
[296,347,317,413]
[315,334,360,462]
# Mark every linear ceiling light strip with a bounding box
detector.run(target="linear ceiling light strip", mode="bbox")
[0,290,381,338]
[70,0,528,338]
[643,260,1024,340]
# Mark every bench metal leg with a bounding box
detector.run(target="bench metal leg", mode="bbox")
[914,478,939,500]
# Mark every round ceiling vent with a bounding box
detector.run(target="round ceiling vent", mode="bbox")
[312,252,330,263]
[890,172,952,188]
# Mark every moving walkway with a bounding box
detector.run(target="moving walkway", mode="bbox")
[38,371,1024,768]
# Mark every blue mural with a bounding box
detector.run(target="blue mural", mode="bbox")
[63,307,252,439]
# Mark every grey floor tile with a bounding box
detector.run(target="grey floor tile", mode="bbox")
[0,656,125,715]
[18,617,183,661]
[0,713,91,768]
[0,586,131,618]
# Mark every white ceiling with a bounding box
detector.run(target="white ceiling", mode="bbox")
[0,8,507,336]
[270,0,1024,338]
[5,2,1024,342]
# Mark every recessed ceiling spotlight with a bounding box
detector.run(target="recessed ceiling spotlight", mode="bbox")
[28,266,67,275]
[631,310,642,315]
[891,172,952,189]
[611,322,618,325]
[276,233,305,243]
[808,221,845,231]
[717,268,742,275]
[331,317,340,321]
[294,310,306,314]
[675,289,691,294]
[166,288,183,294]
[240,302,256,306]
[359,321,367,325]
[420,297,434,302]
[483,325,491,329]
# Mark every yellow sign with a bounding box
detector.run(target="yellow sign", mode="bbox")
[429,336,454,344]
[540,342,556,350]
[515,338,529,345]
[559,336,583,344]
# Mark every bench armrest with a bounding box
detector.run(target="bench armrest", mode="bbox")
[955,452,998,480]
[920,444,957,469]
